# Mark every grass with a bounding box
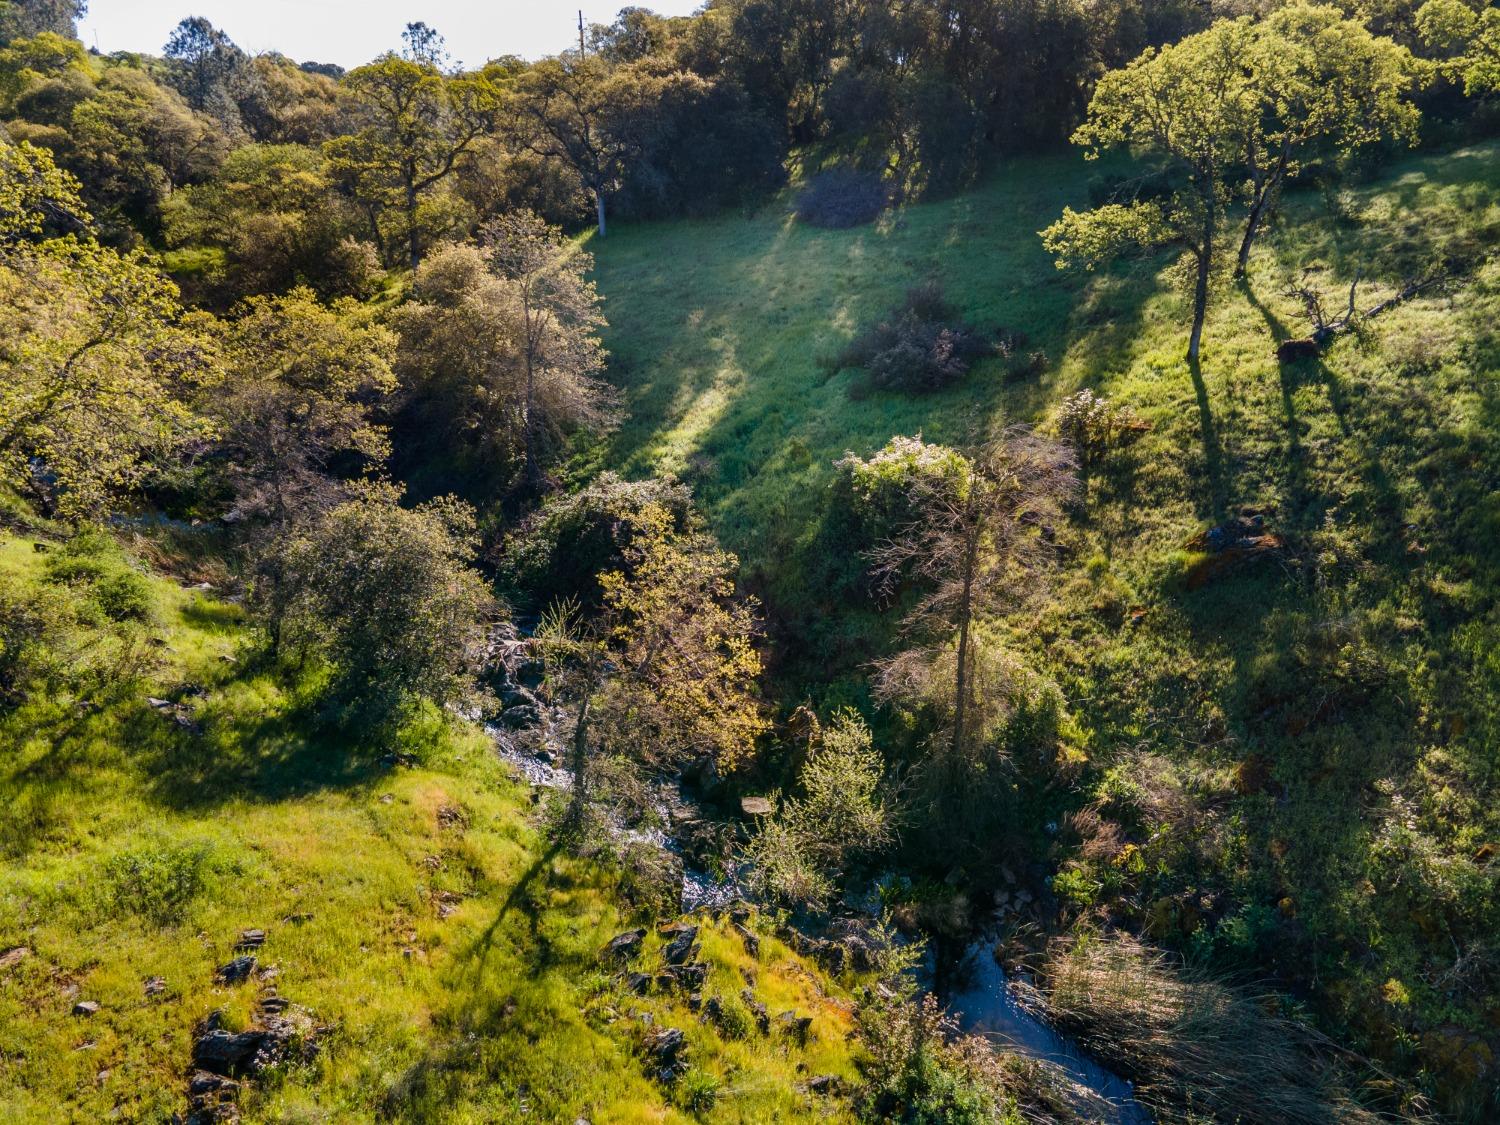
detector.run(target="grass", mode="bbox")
[0,535,863,1122]
[588,139,1500,1115]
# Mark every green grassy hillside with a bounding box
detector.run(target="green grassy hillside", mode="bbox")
[0,535,863,1123]
[590,141,1500,1111]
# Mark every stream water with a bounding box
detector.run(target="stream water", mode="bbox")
[489,727,1149,1121]
[943,938,1152,1123]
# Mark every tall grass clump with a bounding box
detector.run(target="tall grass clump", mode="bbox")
[1032,934,1409,1124]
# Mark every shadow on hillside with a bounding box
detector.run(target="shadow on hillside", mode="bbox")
[138,690,382,811]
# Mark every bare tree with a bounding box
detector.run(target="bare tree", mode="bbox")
[870,428,1076,770]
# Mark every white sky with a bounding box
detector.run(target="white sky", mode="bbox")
[78,1,704,70]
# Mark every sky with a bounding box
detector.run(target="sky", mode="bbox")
[77,1,704,71]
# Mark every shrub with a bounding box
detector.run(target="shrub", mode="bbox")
[795,167,890,229]
[497,472,694,610]
[837,283,991,394]
[856,991,1011,1125]
[746,710,894,911]
[836,435,970,544]
[44,530,154,622]
[0,581,68,706]
[100,837,233,926]
[1055,389,1146,472]
[264,482,497,736]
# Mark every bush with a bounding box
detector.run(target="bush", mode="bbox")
[264,482,497,736]
[856,991,1010,1125]
[746,710,894,911]
[100,837,233,926]
[795,167,890,229]
[837,283,991,394]
[835,435,970,546]
[1055,389,1146,471]
[497,472,694,610]
[0,581,68,706]
[43,530,154,623]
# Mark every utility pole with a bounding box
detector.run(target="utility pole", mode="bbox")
[578,10,586,59]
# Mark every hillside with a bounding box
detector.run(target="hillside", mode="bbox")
[0,534,865,1123]
[591,140,1500,1111]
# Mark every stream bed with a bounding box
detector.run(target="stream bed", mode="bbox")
[490,725,1149,1122]
[943,937,1152,1123]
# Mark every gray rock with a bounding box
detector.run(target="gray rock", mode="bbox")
[601,928,646,962]
[662,926,699,966]
[192,1029,266,1076]
[215,956,256,984]
[72,1000,100,1016]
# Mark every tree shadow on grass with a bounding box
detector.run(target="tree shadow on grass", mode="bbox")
[138,690,384,811]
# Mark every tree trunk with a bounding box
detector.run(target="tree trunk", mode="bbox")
[1237,146,1289,278]
[565,692,591,832]
[595,191,607,238]
[950,519,978,768]
[523,319,542,490]
[1235,190,1267,279]
[1188,198,1216,363]
[406,177,421,272]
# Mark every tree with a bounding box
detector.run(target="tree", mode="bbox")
[264,482,495,734]
[211,287,396,526]
[323,53,500,269]
[0,209,214,516]
[509,57,655,237]
[163,16,261,134]
[529,495,766,837]
[594,501,769,771]
[1418,0,1500,95]
[1233,5,1419,275]
[479,210,615,488]
[866,430,1075,774]
[1041,17,1258,362]
[0,135,87,240]
[0,0,85,43]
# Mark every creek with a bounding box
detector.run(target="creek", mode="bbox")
[490,726,1149,1122]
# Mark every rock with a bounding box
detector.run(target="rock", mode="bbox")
[741,990,770,1035]
[642,1025,687,1077]
[0,946,29,971]
[215,956,256,984]
[601,929,646,962]
[662,926,699,966]
[234,929,266,951]
[144,976,167,997]
[805,1074,841,1095]
[72,1000,100,1016]
[661,962,708,991]
[192,1029,266,1076]
[1276,336,1322,363]
[734,923,760,959]
[499,704,540,730]
[739,796,774,817]
[778,1011,813,1043]
[623,972,652,995]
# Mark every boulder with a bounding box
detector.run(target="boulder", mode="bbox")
[601,929,646,962]
[72,1000,100,1017]
[661,927,699,966]
[642,1025,687,1080]
[215,956,256,984]
[192,1029,266,1076]
[734,923,760,959]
